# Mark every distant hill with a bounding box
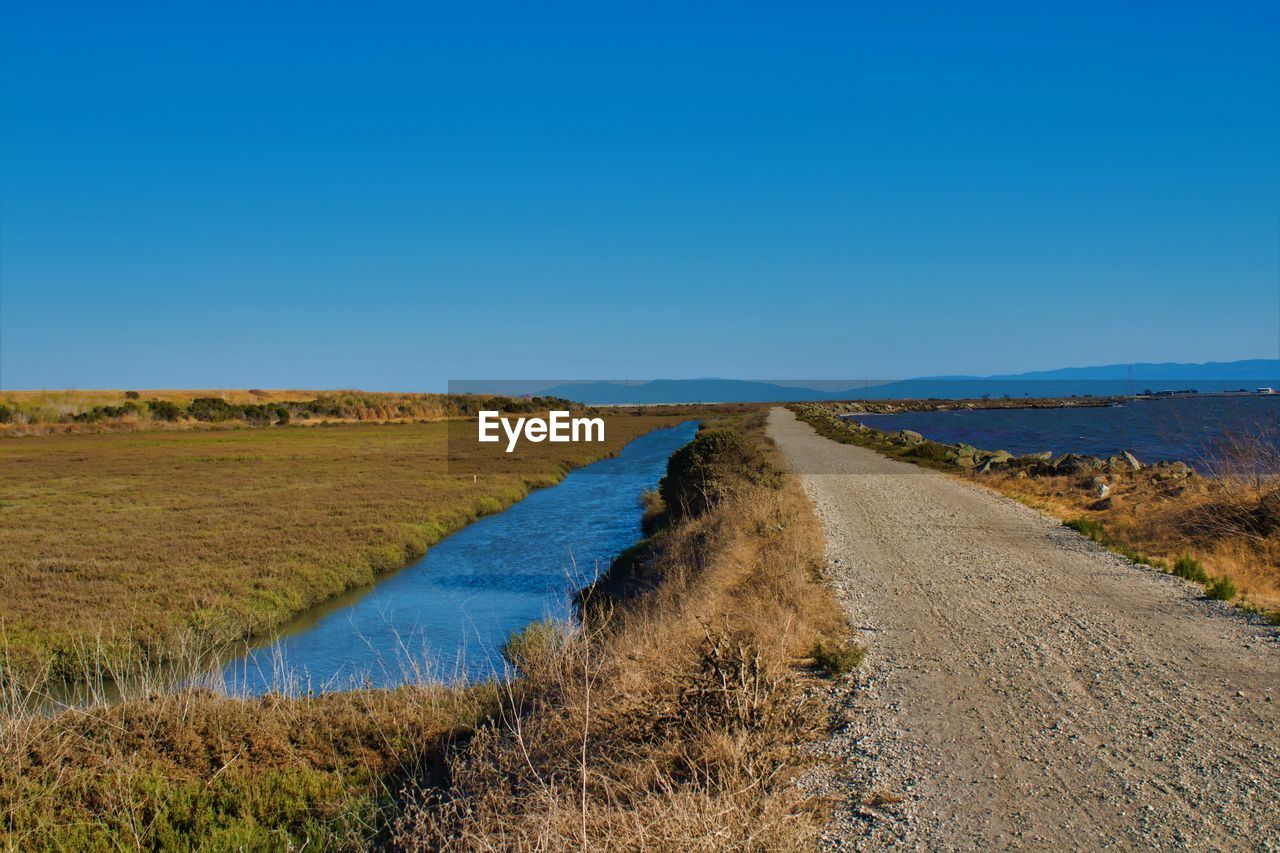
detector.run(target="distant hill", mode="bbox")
[868,359,1280,399]
[532,360,1280,404]
[988,359,1280,381]
[536,379,845,404]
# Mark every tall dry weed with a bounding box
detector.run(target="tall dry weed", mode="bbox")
[393,415,848,850]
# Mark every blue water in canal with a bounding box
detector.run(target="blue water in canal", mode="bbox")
[223,420,698,694]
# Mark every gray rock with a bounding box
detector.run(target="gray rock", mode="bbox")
[1108,451,1143,471]
[1057,454,1105,475]
[1151,461,1192,482]
[1027,462,1060,478]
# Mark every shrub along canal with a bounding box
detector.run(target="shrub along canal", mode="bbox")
[223,420,699,693]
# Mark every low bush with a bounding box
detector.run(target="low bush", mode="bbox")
[659,428,753,521]
[147,399,184,421]
[188,396,239,422]
[71,402,144,423]
[1113,546,1165,569]
[899,440,955,467]
[638,488,665,534]
[1172,554,1209,583]
[1205,575,1237,601]
[1065,517,1106,542]
[812,639,867,675]
[501,619,565,670]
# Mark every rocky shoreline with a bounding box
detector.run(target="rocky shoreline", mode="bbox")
[823,396,1122,415]
[804,405,1195,485]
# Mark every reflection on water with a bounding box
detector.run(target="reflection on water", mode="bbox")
[223,421,699,694]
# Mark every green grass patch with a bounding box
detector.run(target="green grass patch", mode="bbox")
[811,639,867,676]
[897,441,956,468]
[0,415,682,683]
[1172,554,1209,583]
[1205,575,1237,601]
[1064,517,1106,542]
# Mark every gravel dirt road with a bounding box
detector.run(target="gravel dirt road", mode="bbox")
[768,408,1279,850]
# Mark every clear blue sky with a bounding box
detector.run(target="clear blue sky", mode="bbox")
[2,1,1277,390]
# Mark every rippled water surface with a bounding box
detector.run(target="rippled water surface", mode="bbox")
[224,420,699,693]
[852,396,1279,465]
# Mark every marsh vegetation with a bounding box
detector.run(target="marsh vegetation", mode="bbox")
[2,410,855,848]
[0,413,681,683]
[0,389,578,435]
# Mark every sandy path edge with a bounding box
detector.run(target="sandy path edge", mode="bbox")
[767,407,1279,850]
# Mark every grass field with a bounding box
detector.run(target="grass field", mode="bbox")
[3,411,853,848]
[0,414,682,681]
[0,389,585,435]
[1,388,323,407]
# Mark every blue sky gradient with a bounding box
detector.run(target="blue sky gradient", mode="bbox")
[2,1,1277,389]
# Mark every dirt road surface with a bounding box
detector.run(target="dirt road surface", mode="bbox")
[768,407,1279,849]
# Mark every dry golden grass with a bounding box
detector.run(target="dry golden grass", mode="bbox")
[1,388,323,407]
[986,469,1280,612]
[395,413,851,849]
[0,388,547,435]
[0,415,681,681]
[2,412,853,849]
[792,403,1280,615]
[0,389,318,435]
[2,669,496,847]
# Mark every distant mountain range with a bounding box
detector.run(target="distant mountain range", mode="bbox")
[975,359,1280,382]
[531,360,1280,404]
[537,379,838,404]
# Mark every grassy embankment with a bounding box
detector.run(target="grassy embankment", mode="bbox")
[0,389,574,435]
[792,404,1280,619]
[3,411,857,848]
[0,412,681,683]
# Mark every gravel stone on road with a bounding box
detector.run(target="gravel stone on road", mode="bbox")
[768,407,1279,850]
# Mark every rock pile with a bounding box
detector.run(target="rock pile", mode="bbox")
[801,406,1198,493]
